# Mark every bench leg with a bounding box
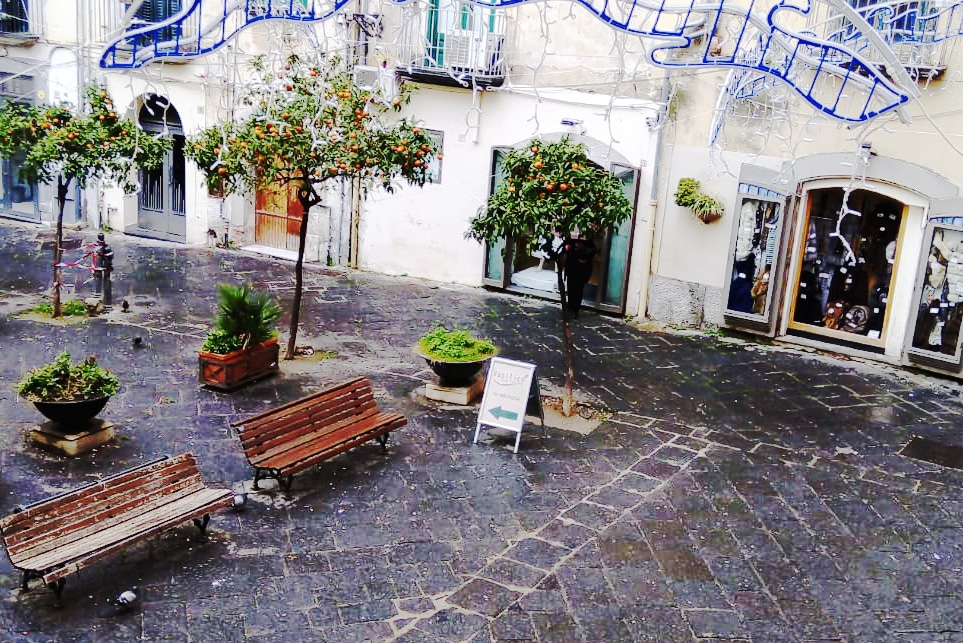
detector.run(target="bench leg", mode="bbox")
[376,433,389,451]
[281,476,294,492]
[20,571,33,592]
[253,468,263,490]
[193,514,211,537]
[46,578,66,600]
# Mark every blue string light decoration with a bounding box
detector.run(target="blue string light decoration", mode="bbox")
[100,0,957,123]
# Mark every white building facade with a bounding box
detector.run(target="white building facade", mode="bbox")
[5,0,963,378]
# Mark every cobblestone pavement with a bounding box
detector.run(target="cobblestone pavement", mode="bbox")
[1,220,963,642]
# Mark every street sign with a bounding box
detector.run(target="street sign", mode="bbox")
[473,357,543,453]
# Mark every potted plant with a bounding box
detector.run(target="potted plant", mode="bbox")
[674,177,725,224]
[17,352,120,426]
[414,324,498,387]
[198,283,283,390]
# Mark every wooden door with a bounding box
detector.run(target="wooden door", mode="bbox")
[255,181,303,252]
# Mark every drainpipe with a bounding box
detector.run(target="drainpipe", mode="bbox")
[633,73,671,321]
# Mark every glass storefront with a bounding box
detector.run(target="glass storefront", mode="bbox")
[907,222,963,367]
[482,148,638,313]
[788,188,905,347]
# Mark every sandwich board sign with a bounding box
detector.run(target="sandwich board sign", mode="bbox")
[473,357,543,453]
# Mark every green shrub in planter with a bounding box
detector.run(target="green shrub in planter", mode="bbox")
[17,352,120,402]
[417,324,497,362]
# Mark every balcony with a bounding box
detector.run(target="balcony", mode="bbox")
[0,0,38,45]
[823,1,949,81]
[395,3,507,89]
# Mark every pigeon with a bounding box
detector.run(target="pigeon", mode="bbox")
[107,587,138,612]
[132,336,143,348]
[121,299,130,313]
[231,492,248,511]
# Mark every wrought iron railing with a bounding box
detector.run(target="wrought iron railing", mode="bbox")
[394,3,508,79]
[0,0,31,35]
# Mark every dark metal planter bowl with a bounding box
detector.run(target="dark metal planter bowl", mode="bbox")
[33,396,111,426]
[414,347,496,387]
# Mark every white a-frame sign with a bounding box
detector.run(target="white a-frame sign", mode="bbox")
[473,357,544,453]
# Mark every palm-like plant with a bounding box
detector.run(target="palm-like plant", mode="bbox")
[205,284,282,353]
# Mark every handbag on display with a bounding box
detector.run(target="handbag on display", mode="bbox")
[822,301,850,330]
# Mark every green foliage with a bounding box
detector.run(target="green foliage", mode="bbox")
[32,299,88,316]
[674,177,724,218]
[0,85,170,191]
[205,283,282,353]
[184,54,440,200]
[417,324,497,362]
[17,352,120,402]
[200,328,246,354]
[466,138,633,254]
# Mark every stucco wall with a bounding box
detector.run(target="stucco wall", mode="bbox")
[359,86,657,286]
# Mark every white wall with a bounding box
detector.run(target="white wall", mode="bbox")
[360,86,657,286]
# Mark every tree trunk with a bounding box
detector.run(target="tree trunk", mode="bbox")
[285,179,321,360]
[52,176,69,318]
[556,261,576,417]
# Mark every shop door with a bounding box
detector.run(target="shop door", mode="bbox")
[255,181,302,252]
[787,187,906,351]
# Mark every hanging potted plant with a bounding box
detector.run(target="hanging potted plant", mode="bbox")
[198,284,283,390]
[17,352,120,426]
[413,324,498,387]
[674,177,725,224]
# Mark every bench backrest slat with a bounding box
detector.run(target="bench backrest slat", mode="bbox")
[242,388,376,441]
[246,408,383,460]
[2,454,203,555]
[240,395,377,458]
[231,377,368,428]
[8,484,211,568]
[236,379,378,458]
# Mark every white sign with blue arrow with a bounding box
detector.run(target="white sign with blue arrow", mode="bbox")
[473,357,542,453]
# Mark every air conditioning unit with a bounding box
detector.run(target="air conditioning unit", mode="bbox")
[353,65,398,103]
[443,30,504,75]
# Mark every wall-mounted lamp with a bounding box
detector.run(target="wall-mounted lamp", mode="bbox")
[561,118,585,134]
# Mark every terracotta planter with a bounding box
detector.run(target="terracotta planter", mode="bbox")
[199,338,280,391]
[414,346,496,387]
[697,210,723,224]
[33,396,111,427]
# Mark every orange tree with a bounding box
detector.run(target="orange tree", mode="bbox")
[467,138,633,416]
[186,54,439,359]
[0,86,170,317]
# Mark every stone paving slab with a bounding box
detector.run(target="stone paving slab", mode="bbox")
[2,221,963,641]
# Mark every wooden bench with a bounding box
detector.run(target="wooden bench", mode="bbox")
[0,453,234,600]
[232,377,407,491]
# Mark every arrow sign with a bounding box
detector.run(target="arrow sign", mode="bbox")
[474,357,541,454]
[488,406,518,421]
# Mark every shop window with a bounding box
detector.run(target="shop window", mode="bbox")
[788,188,905,348]
[906,222,963,369]
[722,182,788,334]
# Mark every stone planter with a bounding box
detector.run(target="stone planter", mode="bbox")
[198,338,280,391]
[30,397,114,456]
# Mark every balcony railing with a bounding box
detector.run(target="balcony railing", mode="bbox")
[822,1,950,79]
[395,3,508,87]
[0,0,32,36]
